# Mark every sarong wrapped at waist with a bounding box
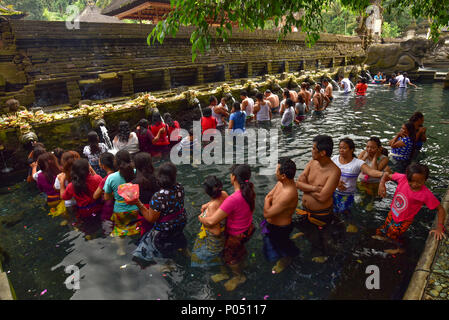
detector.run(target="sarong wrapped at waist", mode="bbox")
[76,199,103,218]
[296,206,333,227]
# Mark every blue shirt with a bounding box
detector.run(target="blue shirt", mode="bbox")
[392,136,413,161]
[230,111,246,132]
[103,171,138,213]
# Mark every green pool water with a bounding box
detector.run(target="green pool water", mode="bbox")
[0,83,448,300]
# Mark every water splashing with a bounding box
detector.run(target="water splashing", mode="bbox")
[99,124,118,155]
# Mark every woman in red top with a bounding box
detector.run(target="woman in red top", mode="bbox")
[201,107,217,134]
[355,78,368,96]
[164,113,182,147]
[150,111,170,156]
[60,158,103,237]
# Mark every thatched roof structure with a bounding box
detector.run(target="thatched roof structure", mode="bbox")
[78,5,123,23]
[102,0,171,21]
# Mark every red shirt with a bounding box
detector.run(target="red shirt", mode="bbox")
[150,123,170,146]
[62,174,102,207]
[355,83,367,96]
[167,121,181,142]
[201,116,217,134]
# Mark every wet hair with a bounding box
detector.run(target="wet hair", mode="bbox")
[278,158,297,179]
[133,152,159,195]
[409,111,424,123]
[301,82,307,89]
[203,176,223,199]
[163,113,175,128]
[115,150,135,183]
[52,148,65,164]
[233,102,241,111]
[117,121,131,143]
[368,136,388,156]
[71,158,90,196]
[265,89,271,94]
[403,72,408,77]
[315,84,321,91]
[230,164,255,211]
[313,135,333,157]
[87,131,101,155]
[361,77,367,84]
[137,119,149,136]
[31,146,47,163]
[283,89,290,99]
[157,161,177,189]
[404,121,417,158]
[240,90,248,97]
[323,78,329,83]
[339,137,356,158]
[61,151,81,182]
[99,152,115,171]
[391,73,396,78]
[203,107,212,117]
[188,128,194,137]
[151,111,163,126]
[255,92,264,101]
[286,98,295,108]
[297,94,305,104]
[37,152,61,184]
[209,96,218,104]
[406,163,429,181]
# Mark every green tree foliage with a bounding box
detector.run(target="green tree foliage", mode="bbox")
[321,2,358,35]
[382,21,400,38]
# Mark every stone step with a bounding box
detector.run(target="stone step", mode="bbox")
[434,72,448,80]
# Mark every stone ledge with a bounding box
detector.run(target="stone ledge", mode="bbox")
[0,262,13,300]
[403,189,449,300]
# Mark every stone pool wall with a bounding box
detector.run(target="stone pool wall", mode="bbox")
[0,19,364,110]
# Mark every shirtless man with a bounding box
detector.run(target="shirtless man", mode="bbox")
[299,82,312,109]
[288,88,299,104]
[322,79,333,103]
[313,84,330,112]
[240,90,254,123]
[264,90,280,114]
[295,135,341,262]
[263,158,300,273]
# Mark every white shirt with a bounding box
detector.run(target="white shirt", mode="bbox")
[332,155,365,194]
[398,77,410,88]
[243,98,254,116]
[341,78,352,93]
[54,177,76,207]
[281,107,295,127]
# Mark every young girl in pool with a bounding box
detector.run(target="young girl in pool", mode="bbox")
[199,164,255,292]
[389,122,416,172]
[59,159,103,238]
[191,176,229,268]
[357,137,390,211]
[374,163,446,254]
[332,138,386,232]
[35,152,66,217]
[54,151,81,225]
[92,152,116,234]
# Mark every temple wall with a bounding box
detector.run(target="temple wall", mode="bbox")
[0,20,365,110]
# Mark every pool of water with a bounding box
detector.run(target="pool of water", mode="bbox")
[1,83,448,300]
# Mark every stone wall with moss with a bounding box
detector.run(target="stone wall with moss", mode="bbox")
[0,20,365,111]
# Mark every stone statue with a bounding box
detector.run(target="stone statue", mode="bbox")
[365,38,431,73]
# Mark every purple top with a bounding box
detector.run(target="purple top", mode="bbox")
[136,128,154,154]
[37,172,59,198]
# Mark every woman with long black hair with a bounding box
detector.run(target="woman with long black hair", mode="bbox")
[103,150,140,255]
[130,161,188,266]
[131,152,160,236]
[199,164,256,292]
[113,121,140,156]
[60,158,103,238]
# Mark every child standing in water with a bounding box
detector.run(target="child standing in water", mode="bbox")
[93,152,116,234]
[199,164,255,292]
[191,176,229,268]
[35,152,66,217]
[374,163,446,254]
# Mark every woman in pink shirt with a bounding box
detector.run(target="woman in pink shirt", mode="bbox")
[199,164,255,292]
[374,163,446,254]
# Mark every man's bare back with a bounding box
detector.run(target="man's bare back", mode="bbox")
[325,84,333,100]
[267,94,279,109]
